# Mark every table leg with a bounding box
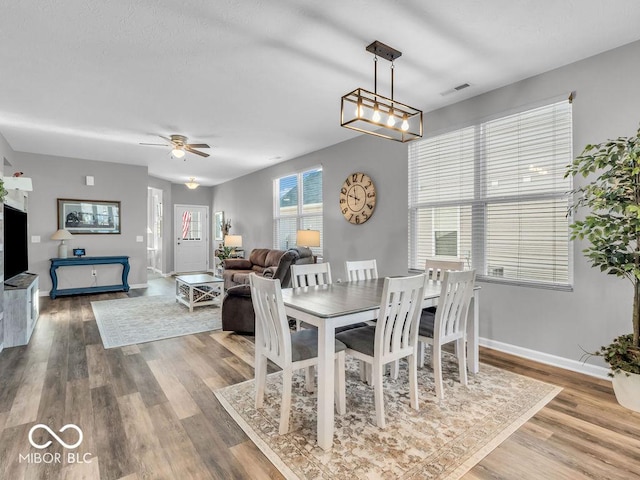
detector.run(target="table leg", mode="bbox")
[317,321,335,450]
[49,265,59,299]
[189,286,194,313]
[467,292,479,374]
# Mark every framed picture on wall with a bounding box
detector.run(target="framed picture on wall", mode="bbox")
[58,199,121,234]
[214,211,224,241]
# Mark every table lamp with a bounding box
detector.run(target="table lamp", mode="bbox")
[51,229,74,258]
[224,235,243,255]
[296,229,320,248]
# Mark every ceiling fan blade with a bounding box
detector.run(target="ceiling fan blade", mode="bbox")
[139,142,169,146]
[185,143,210,149]
[158,135,173,143]
[185,146,210,158]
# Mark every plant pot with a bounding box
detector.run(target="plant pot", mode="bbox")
[611,370,640,412]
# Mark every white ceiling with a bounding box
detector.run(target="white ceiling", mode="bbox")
[1,1,640,186]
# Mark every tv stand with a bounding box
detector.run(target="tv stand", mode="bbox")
[49,256,130,299]
[4,273,39,347]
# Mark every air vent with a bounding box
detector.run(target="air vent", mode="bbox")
[440,82,472,96]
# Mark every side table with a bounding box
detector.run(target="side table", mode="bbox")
[175,274,224,312]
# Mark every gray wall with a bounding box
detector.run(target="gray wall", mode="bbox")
[213,135,408,279]
[213,39,640,370]
[11,153,148,293]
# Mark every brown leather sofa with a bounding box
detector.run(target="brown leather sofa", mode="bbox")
[221,247,313,334]
[222,248,305,290]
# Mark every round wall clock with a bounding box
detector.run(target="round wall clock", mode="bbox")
[339,172,376,224]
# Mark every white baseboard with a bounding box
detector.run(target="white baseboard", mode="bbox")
[0,342,3,354]
[479,337,611,381]
[129,283,148,289]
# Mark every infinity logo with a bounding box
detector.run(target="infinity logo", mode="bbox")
[28,424,83,450]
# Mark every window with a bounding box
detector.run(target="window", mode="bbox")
[409,99,573,287]
[274,167,323,255]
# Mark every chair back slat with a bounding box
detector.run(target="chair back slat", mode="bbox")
[291,263,332,288]
[376,274,427,362]
[424,258,464,281]
[345,259,378,282]
[434,270,476,340]
[250,274,291,366]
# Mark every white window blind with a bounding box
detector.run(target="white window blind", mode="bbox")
[274,167,323,255]
[409,99,573,287]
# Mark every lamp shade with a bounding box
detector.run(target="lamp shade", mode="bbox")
[51,229,73,240]
[296,229,320,247]
[51,229,73,258]
[224,235,243,248]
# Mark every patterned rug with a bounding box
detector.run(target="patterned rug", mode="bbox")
[214,353,561,479]
[91,295,222,348]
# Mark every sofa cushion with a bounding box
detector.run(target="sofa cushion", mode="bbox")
[223,258,252,270]
[265,249,285,267]
[249,249,272,268]
[232,272,252,285]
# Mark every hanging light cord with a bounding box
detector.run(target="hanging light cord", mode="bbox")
[373,55,378,95]
[390,61,395,101]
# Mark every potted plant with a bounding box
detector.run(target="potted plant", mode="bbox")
[0,178,7,202]
[567,125,640,411]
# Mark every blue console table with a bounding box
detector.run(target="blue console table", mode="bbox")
[49,256,130,299]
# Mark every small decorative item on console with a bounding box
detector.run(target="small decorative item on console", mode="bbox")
[73,248,86,257]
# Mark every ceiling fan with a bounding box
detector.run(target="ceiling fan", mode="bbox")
[140,134,210,158]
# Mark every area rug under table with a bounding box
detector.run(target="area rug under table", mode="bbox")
[91,295,222,349]
[215,354,561,480]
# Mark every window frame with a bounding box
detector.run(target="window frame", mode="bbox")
[408,97,573,290]
[273,166,323,255]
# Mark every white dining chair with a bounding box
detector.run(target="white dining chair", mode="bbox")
[418,269,476,399]
[290,262,334,390]
[345,259,390,380]
[291,262,333,288]
[250,273,347,434]
[345,259,378,281]
[336,274,428,428]
[421,257,465,322]
[424,258,464,281]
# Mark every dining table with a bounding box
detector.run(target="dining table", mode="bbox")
[280,276,480,451]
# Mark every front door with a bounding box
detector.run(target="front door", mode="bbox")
[174,204,209,273]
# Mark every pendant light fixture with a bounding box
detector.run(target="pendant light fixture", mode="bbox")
[185,177,200,189]
[341,41,422,142]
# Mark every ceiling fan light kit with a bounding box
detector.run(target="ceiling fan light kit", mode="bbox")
[172,146,186,159]
[341,41,423,143]
[140,134,210,158]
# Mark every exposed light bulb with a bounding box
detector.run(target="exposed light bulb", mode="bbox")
[172,147,185,159]
[355,97,364,118]
[387,110,396,127]
[372,102,381,122]
[401,114,409,131]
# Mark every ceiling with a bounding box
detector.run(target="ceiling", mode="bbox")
[1,1,640,187]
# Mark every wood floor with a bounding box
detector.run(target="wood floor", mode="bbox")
[1,277,639,479]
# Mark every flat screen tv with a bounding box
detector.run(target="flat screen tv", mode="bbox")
[4,204,29,281]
